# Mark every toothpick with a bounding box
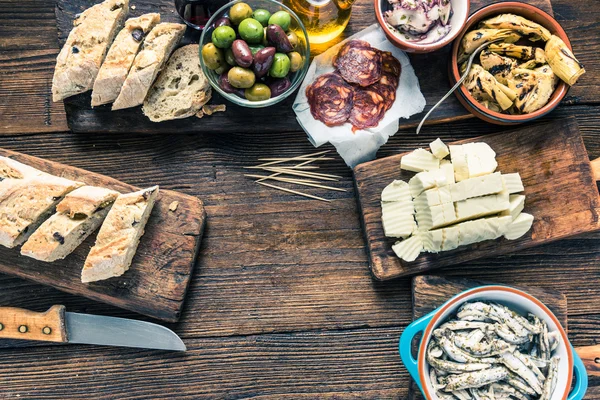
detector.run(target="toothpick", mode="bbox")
[256,181,331,202]
[255,150,331,167]
[244,174,320,184]
[256,155,329,183]
[244,165,320,170]
[245,174,346,192]
[257,157,335,162]
[257,167,338,181]
[261,167,342,180]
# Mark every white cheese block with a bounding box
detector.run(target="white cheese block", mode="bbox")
[409,169,448,198]
[463,143,498,178]
[416,202,457,230]
[455,191,510,221]
[440,160,455,185]
[382,180,411,202]
[449,145,469,182]
[381,200,416,238]
[421,229,443,253]
[457,220,485,246]
[484,215,513,237]
[450,172,504,202]
[504,213,534,240]
[382,200,414,216]
[502,173,525,194]
[392,235,423,262]
[415,186,452,209]
[501,194,525,220]
[430,138,450,159]
[401,148,440,172]
[441,226,460,251]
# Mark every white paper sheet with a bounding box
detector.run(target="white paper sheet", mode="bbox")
[293,24,426,168]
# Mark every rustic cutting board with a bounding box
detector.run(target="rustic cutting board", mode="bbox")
[54,0,553,134]
[0,148,205,322]
[353,117,600,280]
[407,275,568,400]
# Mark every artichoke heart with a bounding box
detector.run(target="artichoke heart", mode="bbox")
[507,66,557,113]
[479,13,552,41]
[488,43,546,63]
[545,35,585,85]
[458,29,521,62]
[480,50,517,85]
[465,64,516,110]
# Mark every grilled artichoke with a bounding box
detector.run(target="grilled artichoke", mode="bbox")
[545,35,585,85]
[458,29,521,62]
[479,13,552,41]
[465,64,516,110]
[488,43,546,63]
[480,50,517,84]
[507,66,557,113]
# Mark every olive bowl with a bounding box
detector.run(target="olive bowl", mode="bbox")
[199,0,310,108]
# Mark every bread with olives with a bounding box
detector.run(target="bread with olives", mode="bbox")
[91,13,161,106]
[52,0,129,102]
[21,186,120,262]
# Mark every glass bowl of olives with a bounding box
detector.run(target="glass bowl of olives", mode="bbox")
[199,0,310,108]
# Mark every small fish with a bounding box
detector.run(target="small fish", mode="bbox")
[540,356,560,399]
[499,351,543,394]
[495,323,531,344]
[514,350,546,383]
[489,382,529,400]
[444,366,509,391]
[504,370,538,396]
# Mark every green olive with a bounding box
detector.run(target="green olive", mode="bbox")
[229,2,253,25]
[212,26,236,48]
[286,31,299,50]
[201,43,226,70]
[288,51,303,72]
[248,44,265,56]
[261,27,269,46]
[225,48,237,66]
[238,18,264,44]
[252,8,271,27]
[228,66,256,89]
[268,11,291,31]
[245,83,271,101]
[269,53,290,78]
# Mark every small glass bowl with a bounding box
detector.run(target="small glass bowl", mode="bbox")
[199,0,310,108]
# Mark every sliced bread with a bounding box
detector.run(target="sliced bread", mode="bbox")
[21,186,120,262]
[91,13,161,106]
[82,186,159,283]
[0,156,47,180]
[52,0,129,102]
[142,44,211,122]
[112,23,186,110]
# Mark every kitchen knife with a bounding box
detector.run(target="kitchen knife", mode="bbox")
[0,305,186,351]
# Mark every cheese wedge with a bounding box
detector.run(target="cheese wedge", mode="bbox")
[430,138,450,159]
[401,149,440,172]
[392,235,423,262]
[504,213,534,240]
[381,180,411,202]
[502,173,525,194]
[501,194,525,220]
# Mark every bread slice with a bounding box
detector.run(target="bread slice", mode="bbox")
[0,175,84,248]
[52,0,129,102]
[91,13,161,106]
[21,186,120,262]
[142,44,211,122]
[0,156,47,180]
[82,186,159,283]
[112,23,186,110]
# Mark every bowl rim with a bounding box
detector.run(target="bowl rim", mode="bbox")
[416,285,574,400]
[374,0,470,52]
[449,2,571,122]
[199,0,311,108]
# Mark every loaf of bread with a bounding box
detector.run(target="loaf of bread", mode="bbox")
[52,0,129,102]
[142,45,211,122]
[21,186,120,262]
[91,13,161,106]
[112,23,186,110]
[82,186,159,283]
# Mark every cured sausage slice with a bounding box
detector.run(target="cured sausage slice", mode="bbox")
[334,41,383,87]
[349,88,387,131]
[306,73,354,127]
[370,81,397,111]
[381,51,402,78]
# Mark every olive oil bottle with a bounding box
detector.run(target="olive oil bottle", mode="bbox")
[283,0,354,44]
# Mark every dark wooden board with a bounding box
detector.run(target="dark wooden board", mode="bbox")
[0,148,205,322]
[354,117,600,280]
[54,0,553,134]
[408,275,568,399]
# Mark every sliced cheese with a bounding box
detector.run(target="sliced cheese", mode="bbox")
[463,142,498,178]
[382,180,411,202]
[381,200,416,238]
[401,149,440,172]
[455,191,510,221]
[414,186,452,208]
[440,160,455,185]
[441,226,460,251]
[430,138,450,159]
[503,213,534,240]
[450,172,504,202]
[416,202,457,230]
[392,235,423,262]
[409,169,448,198]
[449,145,469,182]
[502,173,525,194]
[420,229,443,253]
[501,194,525,220]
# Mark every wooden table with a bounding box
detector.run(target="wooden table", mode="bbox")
[0,0,599,398]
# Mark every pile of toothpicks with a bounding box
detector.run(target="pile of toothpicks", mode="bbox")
[245,150,345,202]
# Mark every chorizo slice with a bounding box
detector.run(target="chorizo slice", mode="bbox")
[381,51,402,78]
[334,41,383,87]
[349,88,387,131]
[306,73,354,127]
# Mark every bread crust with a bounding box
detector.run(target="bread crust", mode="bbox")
[91,13,161,106]
[52,0,129,102]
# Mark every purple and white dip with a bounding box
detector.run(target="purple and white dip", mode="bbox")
[384,0,453,44]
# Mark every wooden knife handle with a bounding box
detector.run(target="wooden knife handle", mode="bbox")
[0,305,68,343]
[590,157,600,181]
[575,344,600,376]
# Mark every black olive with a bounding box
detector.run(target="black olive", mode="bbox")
[53,232,65,245]
[72,46,80,54]
[131,28,144,42]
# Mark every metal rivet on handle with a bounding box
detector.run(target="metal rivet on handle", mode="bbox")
[18,325,28,333]
[42,327,52,335]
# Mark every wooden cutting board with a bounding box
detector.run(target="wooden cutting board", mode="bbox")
[54,0,553,134]
[407,275,568,400]
[0,148,205,322]
[353,117,600,280]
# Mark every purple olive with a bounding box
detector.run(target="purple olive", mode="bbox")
[268,77,292,97]
[253,47,276,79]
[266,24,293,52]
[231,39,253,68]
[218,72,235,93]
[213,17,232,28]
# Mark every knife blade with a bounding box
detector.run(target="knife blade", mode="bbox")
[0,305,186,351]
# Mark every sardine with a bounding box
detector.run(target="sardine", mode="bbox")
[504,370,537,396]
[427,351,492,374]
[514,350,546,383]
[548,331,560,352]
[438,330,486,363]
[540,356,559,400]
[495,323,531,344]
[538,320,551,360]
[490,382,529,400]
[444,366,509,391]
[438,321,495,332]
[499,351,543,394]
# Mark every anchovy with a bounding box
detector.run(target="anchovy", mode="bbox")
[438,320,495,332]
[540,356,559,400]
[452,389,472,400]
[495,323,531,344]
[499,351,543,394]
[429,368,445,391]
[438,330,487,363]
[491,304,541,334]
[469,388,493,400]
[504,370,537,396]
[490,382,529,400]
[489,303,533,338]
[435,390,456,400]
[427,350,492,374]
[514,350,546,383]
[548,331,560,352]
[539,320,551,360]
[444,366,509,391]
[522,354,549,368]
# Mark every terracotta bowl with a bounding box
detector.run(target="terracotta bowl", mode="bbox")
[449,2,572,125]
[374,0,470,53]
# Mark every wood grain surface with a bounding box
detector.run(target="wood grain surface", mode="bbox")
[354,117,600,280]
[408,275,568,399]
[0,148,206,322]
[0,305,67,343]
